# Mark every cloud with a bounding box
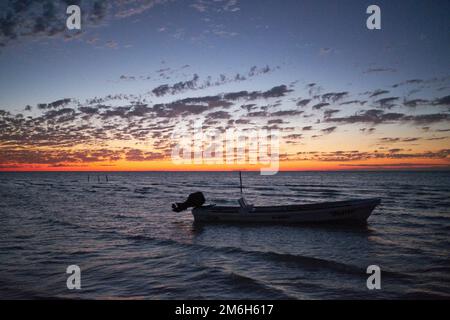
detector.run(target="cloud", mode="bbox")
[323,109,340,118]
[321,92,348,103]
[246,111,267,117]
[296,99,311,107]
[127,104,153,117]
[379,137,400,143]
[270,110,303,117]
[178,95,232,108]
[240,104,257,112]
[368,89,389,98]
[100,106,133,119]
[427,137,448,141]
[115,0,169,18]
[433,95,450,106]
[190,1,208,12]
[206,111,231,119]
[360,127,376,134]
[312,102,330,110]
[306,83,322,97]
[248,65,272,77]
[37,98,72,110]
[268,119,285,124]
[379,137,420,143]
[0,1,82,46]
[234,119,251,124]
[2,71,448,169]
[321,126,337,134]
[363,67,396,74]
[223,85,292,101]
[90,0,108,23]
[224,91,256,100]
[0,145,169,166]
[190,0,240,13]
[340,163,450,168]
[284,134,302,140]
[120,75,137,80]
[124,148,164,161]
[403,99,429,108]
[325,109,403,124]
[402,113,450,124]
[339,100,367,106]
[293,149,450,163]
[149,66,278,97]
[150,102,209,118]
[0,0,169,48]
[375,97,399,109]
[211,29,239,38]
[392,79,424,88]
[263,85,293,98]
[0,147,124,165]
[319,47,332,55]
[152,74,199,96]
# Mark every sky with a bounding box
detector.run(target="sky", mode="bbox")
[0,0,449,171]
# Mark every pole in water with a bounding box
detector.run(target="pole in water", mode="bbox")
[106,175,109,182]
[88,175,90,182]
[239,171,243,196]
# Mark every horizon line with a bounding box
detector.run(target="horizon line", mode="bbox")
[1,168,450,173]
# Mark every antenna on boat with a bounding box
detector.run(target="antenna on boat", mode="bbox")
[239,171,243,196]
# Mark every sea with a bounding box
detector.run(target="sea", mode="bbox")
[0,171,449,299]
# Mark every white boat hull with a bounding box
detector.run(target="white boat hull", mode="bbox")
[192,198,381,224]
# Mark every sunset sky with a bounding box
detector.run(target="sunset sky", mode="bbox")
[0,0,449,171]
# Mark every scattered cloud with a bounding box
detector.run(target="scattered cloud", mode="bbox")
[312,102,330,110]
[0,1,172,48]
[148,65,278,97]
[296,99,311,107]
[368,89,389,98]
[321,126,337,134]
[326,109,450,125]
[1,70,449,169]
[321,92,348,103]
[403,99,429,108]
[363,67,396,74]
[319,47,332,55]
[433,95,450,106]
[375,97,399,109]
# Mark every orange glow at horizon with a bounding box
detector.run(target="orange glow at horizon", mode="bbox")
[2,158,449,172]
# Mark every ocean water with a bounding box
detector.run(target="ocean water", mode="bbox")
[0,171,449,299]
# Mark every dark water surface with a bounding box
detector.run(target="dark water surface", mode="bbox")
[0,171,449,299]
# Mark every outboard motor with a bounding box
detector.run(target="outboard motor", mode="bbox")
[172,192,206,212]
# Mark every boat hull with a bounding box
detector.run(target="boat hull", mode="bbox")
[192,198,381,224]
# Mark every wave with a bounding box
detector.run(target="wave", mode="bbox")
[122,232,374,277]
[215,270,296,299]
[34,213,415,283]
[400,290,450,300]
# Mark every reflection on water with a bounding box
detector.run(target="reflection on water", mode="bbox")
[0,171,449,299]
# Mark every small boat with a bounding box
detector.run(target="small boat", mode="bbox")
[192,197,381,224]
[172,172,381,224]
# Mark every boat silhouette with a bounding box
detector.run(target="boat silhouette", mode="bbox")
[173,172,381,224]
